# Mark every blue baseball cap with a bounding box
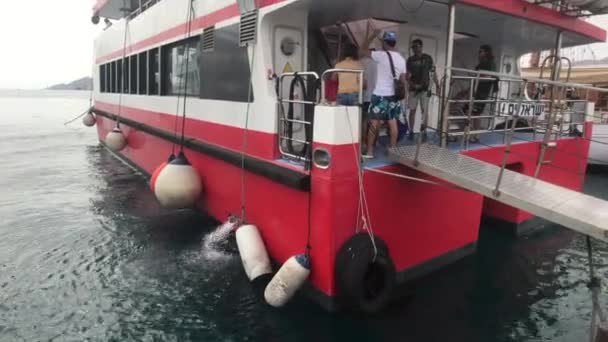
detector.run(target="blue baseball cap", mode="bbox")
[382,31,397,43]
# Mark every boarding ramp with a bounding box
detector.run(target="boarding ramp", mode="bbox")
[388,144,608,242]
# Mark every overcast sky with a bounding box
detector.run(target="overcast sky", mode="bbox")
[0,2,607,89]
[0,0,101,89]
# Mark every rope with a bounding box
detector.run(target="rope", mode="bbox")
[396,0,425,13]
[586,236,606,342]
[344,106,378,260]
[240,44,256,223]
[115,0,130,128]
[63,108,92,126]
[178,0,196,152]
[363,167,471,192]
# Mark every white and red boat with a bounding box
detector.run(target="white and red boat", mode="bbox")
[89,0,608,312]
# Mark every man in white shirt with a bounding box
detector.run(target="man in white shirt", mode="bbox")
[361,30,407,158]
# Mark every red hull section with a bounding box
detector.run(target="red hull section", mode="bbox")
[464,137,590,225]
[95,112,590,305]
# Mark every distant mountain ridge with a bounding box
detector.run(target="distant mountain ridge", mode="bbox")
[48,77,92,91]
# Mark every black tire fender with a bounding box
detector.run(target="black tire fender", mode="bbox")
[335,233,396,313]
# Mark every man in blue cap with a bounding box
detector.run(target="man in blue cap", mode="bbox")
[361,30,407,159]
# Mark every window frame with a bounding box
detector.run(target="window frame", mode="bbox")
[130,55,138,94]
[148,48,160,95]
[138,52,148,95]
[161,36,201,97]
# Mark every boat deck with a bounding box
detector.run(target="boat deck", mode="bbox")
[275,131,560,171]
[363,131,550,169]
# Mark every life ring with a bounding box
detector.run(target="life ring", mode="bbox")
[335,233,396,313]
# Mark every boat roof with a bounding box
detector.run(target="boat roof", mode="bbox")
[92,0,607,63]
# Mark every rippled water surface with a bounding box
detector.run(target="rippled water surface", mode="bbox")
[0,91,607,341]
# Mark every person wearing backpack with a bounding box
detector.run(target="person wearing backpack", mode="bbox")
[360,30,407,159]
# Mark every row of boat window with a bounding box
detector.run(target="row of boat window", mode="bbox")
[99,24,252,102]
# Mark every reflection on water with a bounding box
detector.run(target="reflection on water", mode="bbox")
[0,94,606,341]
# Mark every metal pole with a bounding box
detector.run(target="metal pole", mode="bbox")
[494,114,518,197]
[440,1,455,148]
[535,30,563,178]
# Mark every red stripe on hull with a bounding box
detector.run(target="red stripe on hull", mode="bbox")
[363,165,482,271]
[96,0,291,64]
[95,101,278,160]
[309,142,482,294]
[95,115,333,295]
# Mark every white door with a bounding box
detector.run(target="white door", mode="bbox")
[273,26,307,151]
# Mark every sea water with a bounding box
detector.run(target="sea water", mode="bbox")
[0,90,607,341]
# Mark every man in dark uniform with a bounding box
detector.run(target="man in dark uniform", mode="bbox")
[469,44,497,142]
[406,39,438,141]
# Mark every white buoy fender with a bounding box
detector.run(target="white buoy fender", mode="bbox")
[105,127,127,151]
[235,224,272,281]
[154,152,202,209]
[264,254,311,307]
[82,111,96,127]
[150,154,175,192]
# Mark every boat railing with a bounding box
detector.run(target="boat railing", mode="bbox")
[277,72,319,165]
[276,69,365,165]
[126,0,161,21]
[320,69,365,105]
[408,65,608,187]
[436,66,608,149]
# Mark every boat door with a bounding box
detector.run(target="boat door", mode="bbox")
[408,34,439,132]
[500,54,516,100]
[273,26,309,157]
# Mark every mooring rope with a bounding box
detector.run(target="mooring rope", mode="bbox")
[240,42,257,223]
[344,106,378,259]
[178,0,196,153]
[115,0,131,128]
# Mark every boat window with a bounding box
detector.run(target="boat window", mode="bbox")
[130,55,138,94]
[111,61,117,93]
[106,63,111,93]
[200,24,252,102]
[100,65,106,93]
[118,58,129,94]
[161,36,201,96]
[148,48,160,95]
[138,52,147,95]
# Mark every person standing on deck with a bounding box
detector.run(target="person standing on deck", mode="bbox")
[333,44,364,106]
[406,39,439,142]
[469,44,497,143]
[360,49,377,149]
[360,30,407,159]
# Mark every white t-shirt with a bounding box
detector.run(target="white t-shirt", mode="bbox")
[360,56,377,102]
[371,50,407,97]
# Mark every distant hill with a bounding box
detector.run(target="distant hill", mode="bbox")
[48,77,92,91]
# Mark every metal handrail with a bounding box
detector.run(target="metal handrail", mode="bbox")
[321,68,364,104]
[441,66,608,93]
[127,0,160,20]
[277,72,319,163]
[278,72,320,104]
[437,66,597,146]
